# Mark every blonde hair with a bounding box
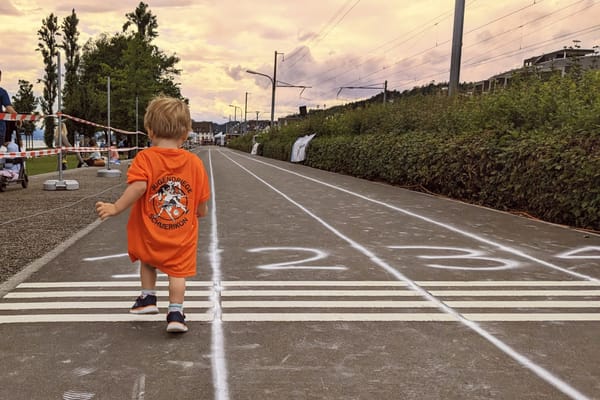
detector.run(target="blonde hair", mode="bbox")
[144,95,191,139]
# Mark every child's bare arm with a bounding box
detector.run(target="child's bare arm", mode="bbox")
[196,200,208,218]
[96,181,147,220]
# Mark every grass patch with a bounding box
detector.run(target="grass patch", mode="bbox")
[24,155,78,176]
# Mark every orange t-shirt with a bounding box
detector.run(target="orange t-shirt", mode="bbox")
[126,147,210,277]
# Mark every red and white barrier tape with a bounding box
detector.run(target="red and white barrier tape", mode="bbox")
[0,146,141,159]
[0,148,60,158]
[0,112,146,136]
[0,113,42,121]
[60,113,146,136]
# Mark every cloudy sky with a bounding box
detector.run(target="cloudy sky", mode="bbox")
[0,0,598,124]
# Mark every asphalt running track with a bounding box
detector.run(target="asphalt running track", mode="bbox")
[0,147,599,400]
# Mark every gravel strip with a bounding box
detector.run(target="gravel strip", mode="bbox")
[0,164,128,284]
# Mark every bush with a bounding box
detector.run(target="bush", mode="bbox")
[229,70,600,231]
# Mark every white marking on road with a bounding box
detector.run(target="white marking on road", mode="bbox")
[557,246,600,259]
[237,151,599,283]
[218,280,600,287]
[389,245,519,271]
[223,313,600,322]
[14,280,598,289]
[16,281,212,288]
[222,151,593,400]
[223,313,456,322]
[464,314,600,322]
[221,290,419,297]
[0,313,213,324]
[131,374,146,400]
[83,253,129,261]
[112,273,168,279]
[221,300,600,309]
[429,290,600,296]
[63,390,95,400]
[5,290,211,298]
[248,247,347,270]
[222,300,436,308]
[221,281,406,286]
[0,301,212,310]
[207,149,230,400]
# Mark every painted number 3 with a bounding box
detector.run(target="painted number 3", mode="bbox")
[388,246,519,271]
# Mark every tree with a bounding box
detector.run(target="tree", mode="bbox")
[11,80,38,136]
[37,13,60,147]
[122,2,158,41]
[61,8,81,142]
[55,3,183,147]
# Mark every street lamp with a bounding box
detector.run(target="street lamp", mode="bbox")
[228,104,241,122]
[229,104,242,135]
[246,69,274,128]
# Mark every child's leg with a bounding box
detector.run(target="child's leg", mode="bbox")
[168,276,186,304]
[129,262,159,314]
[140,262,157,290]
[166,276,188,333]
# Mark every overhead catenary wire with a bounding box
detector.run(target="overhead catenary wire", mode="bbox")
[324,0,599,98]
[382,0,600,89]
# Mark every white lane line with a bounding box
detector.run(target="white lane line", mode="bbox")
[222,301,436,308]
[207,149,230,400]
[223,313,456,322]
[14,280,600,289]
[430,290,600,297]
[0,301,213,310]
[221,290,419,297]
[221,281,409,286]
[465,314,600,322]
[5,290,211,298]
[0,313,213,324]
[220,280,600,287]
[417,281,600,287]
[448,301,600,308]
[222,151,592,400]
[236,151,599,283]
[222,313,600,322]
[82,253,129,261]
[16,281,213,288]
[221,300,600,309]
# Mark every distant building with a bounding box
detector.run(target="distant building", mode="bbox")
[473,47,600,94]
[192,121,214,145]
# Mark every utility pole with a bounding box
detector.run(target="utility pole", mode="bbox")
[448,0,465,96]
[244,92,249,135]
[271,51,284,128]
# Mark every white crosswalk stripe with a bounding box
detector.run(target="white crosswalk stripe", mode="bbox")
[0,280,598,323]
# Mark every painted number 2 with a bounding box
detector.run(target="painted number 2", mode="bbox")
[248,247,347,271]
[388,246,519,271]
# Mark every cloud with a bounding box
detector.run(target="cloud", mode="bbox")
[0,1,21,16]
[224,65,246,81]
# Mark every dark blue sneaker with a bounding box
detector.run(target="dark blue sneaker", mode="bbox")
[130,295,159,314]
[166,311,188,333]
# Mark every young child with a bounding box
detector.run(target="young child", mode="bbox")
[96,95,210,333]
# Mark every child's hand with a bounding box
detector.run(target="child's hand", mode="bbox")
[96,201,118,220]
[196,201,208,218]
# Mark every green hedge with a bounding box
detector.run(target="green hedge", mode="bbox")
[228,70,600,231]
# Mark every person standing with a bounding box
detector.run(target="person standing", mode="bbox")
[54,122,85,168]
[0,69,18,146]
[95,96,210,333]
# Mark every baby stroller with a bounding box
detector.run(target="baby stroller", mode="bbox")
[0,132,28,192]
